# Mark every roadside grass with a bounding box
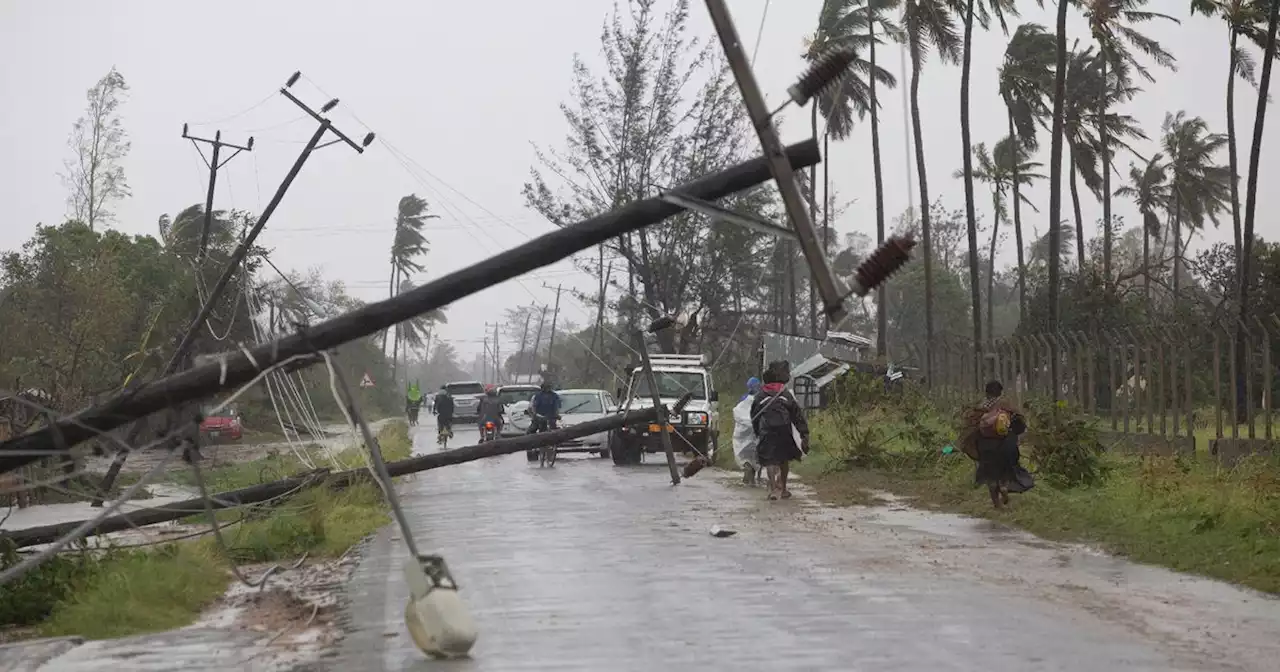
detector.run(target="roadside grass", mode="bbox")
[797,401,1280,595]
[3,421,414,641]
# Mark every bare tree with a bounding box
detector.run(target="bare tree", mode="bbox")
[61,68,131,230]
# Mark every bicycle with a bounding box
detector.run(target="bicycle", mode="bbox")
[528,412,558,467]
[436,419,453,449]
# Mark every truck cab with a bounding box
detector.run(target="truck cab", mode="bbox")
[609,353,719,465]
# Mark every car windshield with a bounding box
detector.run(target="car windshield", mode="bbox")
[629,371,706,400]
[498,388,537,405]
[201,405,236,419]
[445,383,485,396]
[558,393,603,414]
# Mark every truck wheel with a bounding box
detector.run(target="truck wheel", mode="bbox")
[526,450,539,462]
[609,432,640,465]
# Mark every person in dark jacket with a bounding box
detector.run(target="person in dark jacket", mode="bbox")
[751,361,809,501]
[969,380,1028,509]
[528,382,561,433]
[476,387,504,435]
[433,386,455,437]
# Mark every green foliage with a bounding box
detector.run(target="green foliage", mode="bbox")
[0,538,102,627]
[1023,400,1109,488]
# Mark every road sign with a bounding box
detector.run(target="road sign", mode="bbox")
[359,373,375,388]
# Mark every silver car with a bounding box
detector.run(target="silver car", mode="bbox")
[510,388,619,460]
[443,381,486,421]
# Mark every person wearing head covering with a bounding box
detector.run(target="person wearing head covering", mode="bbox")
[964,380,1028,509]
[406,382,424,426]
[750,361,809,501]
[741,376,762,402]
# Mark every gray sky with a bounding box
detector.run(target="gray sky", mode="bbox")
[1,0,1276,363]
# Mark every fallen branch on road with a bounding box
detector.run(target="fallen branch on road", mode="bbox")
[2,406,671,549]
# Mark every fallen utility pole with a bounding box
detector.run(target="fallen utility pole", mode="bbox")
[93,73,374,504]
[3,405,675,549]
[181,127,254,262]
[0,138,820,473]
[636,329,681,485]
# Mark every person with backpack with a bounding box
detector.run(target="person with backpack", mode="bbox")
[750,361,809,501]
[968,380,1029,509]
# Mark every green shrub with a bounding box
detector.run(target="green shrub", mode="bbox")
[1024,400,1108,488]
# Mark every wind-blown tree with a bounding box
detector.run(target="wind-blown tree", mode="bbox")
[955,0,1016,381]
[1077,0,1178,286]
[1029,220,1077,266]
[803,0,898,339]
[60,68,131,231]
[1045,0,1070,396]
[959,137,1044,343]
[1160,111,1232,296]
[524,0,777,357]
[390,277,447,382]
[900,0,961,380]
[1061,44,1146,270]
[1190,0,1270,258]
[385,194,434,358]
[999,22,1056,322]
[1114,155,1170,306]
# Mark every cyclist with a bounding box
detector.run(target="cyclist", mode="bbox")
[528,381,561,434]
[476,387,504,437]
[433,386,455,440]
[406,381,424,426]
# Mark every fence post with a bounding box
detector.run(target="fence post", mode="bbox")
[1240,318,1256,439]
[1255,316,1272,441]
[1104,330,1118,430]
[1228,321,1240,439]
[1213,323,1224,440]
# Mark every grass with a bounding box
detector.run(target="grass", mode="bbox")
[3,421,414,641]
[795,400,1280,595]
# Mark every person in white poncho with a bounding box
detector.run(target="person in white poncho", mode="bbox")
[732,377,763,484]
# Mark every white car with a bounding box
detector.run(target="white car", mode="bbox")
[511,388,620,461]
[496,384,540,437]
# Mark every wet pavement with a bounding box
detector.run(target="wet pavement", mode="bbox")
[325,419,1280,671]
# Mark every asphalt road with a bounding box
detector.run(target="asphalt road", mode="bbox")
[323,416,1280,671]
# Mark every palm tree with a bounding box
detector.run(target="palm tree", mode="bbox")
[959,137,1044,343]
[999,22,1056,323]
[1045,0,1069,398]
[1030,220,1077,265]
[901,0,961,382]
[1061,44,1146,270]
[957,0,1016,383]
[391,278,447,382]
[1115,156,1170,306]
[803,0,898,339]
[385,195,435,357]
[1160,111,1232,296]
[1190,0,1270,259]
[1077,1,1178,288]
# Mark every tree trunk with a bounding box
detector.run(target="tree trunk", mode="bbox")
[1047,0,1070,398]
[987,191,1000,347]
[809,104,820,339]
[1008,111,1027,324]
[1227,29,1243,260]
[390,269,401,384]
[1101,57,1113,290]
[1237,0,1279,421]
[822,133,831,338]
[382,259,396,351]
[1173,201,1183,297]
[960,0,982,387]
[870,17,888,357]
[1142,224,1151,309]
[1068,144,1086,270]
[909,39,935,384]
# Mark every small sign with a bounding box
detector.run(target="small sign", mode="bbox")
[359,373,375,388]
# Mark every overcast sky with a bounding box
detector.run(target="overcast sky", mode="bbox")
[2,0,1276,364]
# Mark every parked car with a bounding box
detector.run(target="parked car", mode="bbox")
[200,405,243,442]
[444,381,487,421]
[497,384,540,437]
[511,388,619,460]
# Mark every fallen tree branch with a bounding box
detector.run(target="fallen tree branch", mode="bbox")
[0,140,820,474]
[2,405,673,549]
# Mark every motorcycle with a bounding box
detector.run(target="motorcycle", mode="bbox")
[479,420,499,444]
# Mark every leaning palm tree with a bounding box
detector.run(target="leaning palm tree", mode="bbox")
[1077,0,1178,286]
[901,0,961,381]
[1045,0,1069,397]
[1160,111,1233,296]
[803,0,898,339]
[1190,0,1270,258]
[1115,155,1171,307]
[1061,44,1146,270]
[1030,220,1077,266]
[391,277,447,381]
[956,0,1017,380]
[385,195,435,353]
[960,137,1044,343]
[998,22,1056,323]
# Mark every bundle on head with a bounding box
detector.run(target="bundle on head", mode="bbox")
[682,454,711,478]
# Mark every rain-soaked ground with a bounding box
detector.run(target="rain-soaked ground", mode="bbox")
[324,419,1280,672]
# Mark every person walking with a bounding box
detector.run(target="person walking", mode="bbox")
[965,380,1029,509]
[740,376,762,402]
[750,361,809,501]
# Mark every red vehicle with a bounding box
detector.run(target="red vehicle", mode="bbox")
[200,405,243,442]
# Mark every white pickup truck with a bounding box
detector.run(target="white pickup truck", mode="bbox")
[608,354,719,465]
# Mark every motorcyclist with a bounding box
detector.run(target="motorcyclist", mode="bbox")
[528,381,561,433]
[433,386,454,438]
[476,387,504,437]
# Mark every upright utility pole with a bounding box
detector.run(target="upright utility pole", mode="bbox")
[530,305,549,376]
[94,71,375,505]
[181,127,254,262]
[516,309,533,379]
[492,322,502,384]
[542,284,563,371]
[482,335,490,382]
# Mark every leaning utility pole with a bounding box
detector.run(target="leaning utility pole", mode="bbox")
[492,322,502,384]
[181,127,254,262]
[516,309,533,379]
[530,305,549,376]
[542,284,563,372]
[481,335,490,382]
[94,71,375,505]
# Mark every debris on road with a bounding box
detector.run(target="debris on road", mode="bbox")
[709,525,736,538]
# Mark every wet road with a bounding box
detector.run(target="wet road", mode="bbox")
[326,418,1280,672]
